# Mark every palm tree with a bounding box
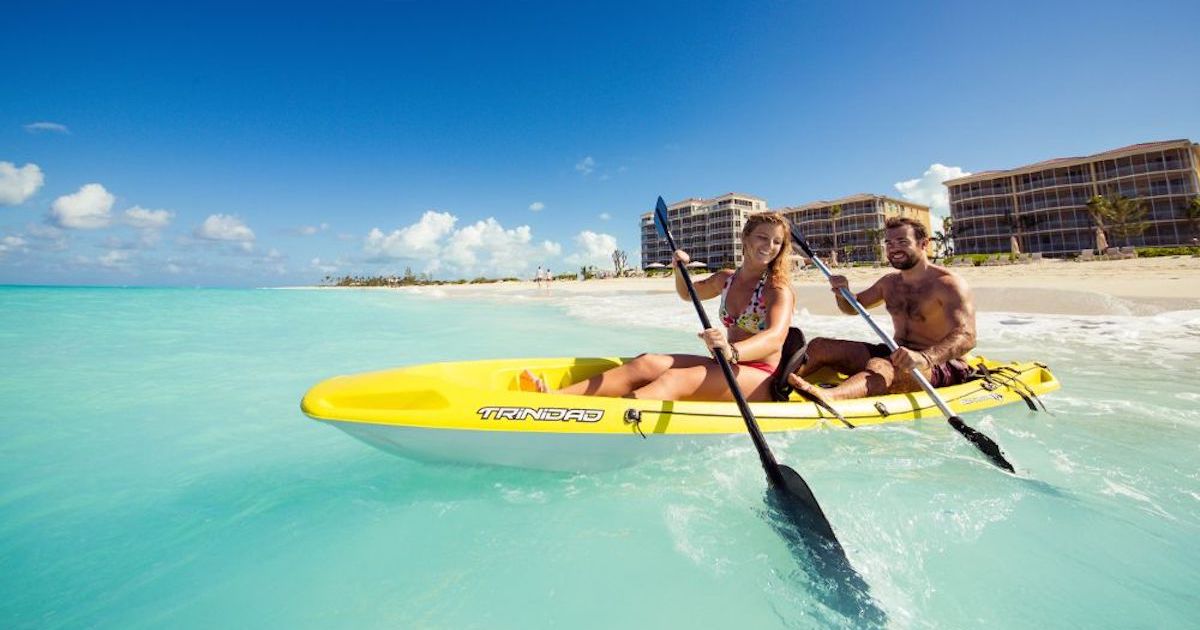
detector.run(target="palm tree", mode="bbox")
[1097,194,1149,247]
[829,204,843,265]
[1187,196,1200,244]
[1086,195,1112,252]
[864,227,884,263]
[932,217,953,260]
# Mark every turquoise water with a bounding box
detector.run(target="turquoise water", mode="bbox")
[2,285,1198,628]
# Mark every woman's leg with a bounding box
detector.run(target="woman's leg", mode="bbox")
[632,361,776,402]
[528,353,712,397]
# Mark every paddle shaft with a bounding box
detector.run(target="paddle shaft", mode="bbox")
[659,236,785,485]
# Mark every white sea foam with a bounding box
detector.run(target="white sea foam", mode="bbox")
[1102,477,1175,520]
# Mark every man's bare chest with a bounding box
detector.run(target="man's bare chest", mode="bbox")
[884,279,942,325]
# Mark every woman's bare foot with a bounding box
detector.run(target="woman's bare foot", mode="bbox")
[787,372,833,406]
[519,369,548,393]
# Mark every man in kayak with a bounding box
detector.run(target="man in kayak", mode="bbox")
[787,216,976,402]
[522,212,796,401]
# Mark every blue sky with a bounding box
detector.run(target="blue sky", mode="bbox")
[3,0,1198,286]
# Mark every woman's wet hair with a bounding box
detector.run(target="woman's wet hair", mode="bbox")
[741,212,794,288]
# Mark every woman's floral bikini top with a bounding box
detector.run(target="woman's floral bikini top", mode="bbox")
[719,270,769,334]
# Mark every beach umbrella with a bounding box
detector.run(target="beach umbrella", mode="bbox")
[645,262,666,269]
[686,261,707,268]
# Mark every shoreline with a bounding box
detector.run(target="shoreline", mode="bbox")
[312,256,1200,317]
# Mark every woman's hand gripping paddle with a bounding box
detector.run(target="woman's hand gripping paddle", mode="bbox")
[789,225,1016,474]
[654,197,841,545]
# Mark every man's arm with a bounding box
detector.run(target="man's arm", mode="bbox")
[830,274,887,315]
[920,275,976,366]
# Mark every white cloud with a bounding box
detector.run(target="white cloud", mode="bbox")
[529,201,545,212]
[124,206,174,230]
[195,214,255,242]
[23,122,70,134]
[0,234,28,256]
[599,212,611,221]
[363,212,561,277]
[564,230,618,268]
[311,257,340,274]
[51,183,114,229]
[894,163,971,217]
[364,210,457,258]
[0,162,45,205]
[294,222,328,236]
[25,223,68,251]
[441,218,540,276]
[575,156,596,175]
[98,250,132,269]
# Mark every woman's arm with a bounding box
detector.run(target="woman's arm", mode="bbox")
[673,250,730,301]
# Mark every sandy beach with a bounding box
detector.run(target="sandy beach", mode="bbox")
[389,256,1200,316]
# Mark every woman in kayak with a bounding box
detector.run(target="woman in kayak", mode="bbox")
[522,212,795,401]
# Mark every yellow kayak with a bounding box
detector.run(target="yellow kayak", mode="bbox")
[301,356,1059,471]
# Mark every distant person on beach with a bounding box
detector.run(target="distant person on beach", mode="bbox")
[787,216,976,402]
[522,213,796,401]
[535,266,544,288]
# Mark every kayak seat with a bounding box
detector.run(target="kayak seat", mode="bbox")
[769,327,807,402]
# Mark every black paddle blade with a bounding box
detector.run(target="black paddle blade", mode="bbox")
[771,464,841,547]
[789,224,816,258]
[948,416,1016,473]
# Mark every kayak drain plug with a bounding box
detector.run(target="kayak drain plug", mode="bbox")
[624,409,647,439]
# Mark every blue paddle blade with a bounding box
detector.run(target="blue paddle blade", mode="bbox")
[653,196,669,239]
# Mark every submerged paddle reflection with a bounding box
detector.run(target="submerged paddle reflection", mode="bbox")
[763,487,888,628]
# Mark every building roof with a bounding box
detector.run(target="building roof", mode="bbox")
[776,193,929,213]
[944,139,1197,186]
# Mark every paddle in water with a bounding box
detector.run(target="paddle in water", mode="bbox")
[788,225,1016,473]
[652,197,841,545]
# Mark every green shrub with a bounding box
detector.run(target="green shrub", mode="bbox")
[1135,246,1200,258]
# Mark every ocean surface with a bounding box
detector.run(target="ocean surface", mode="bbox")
[1,285,1198,629]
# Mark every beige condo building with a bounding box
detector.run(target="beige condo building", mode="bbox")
[640,192,930,269]
[946,139,1200,256]
[778,194,931,264]
[640,193,768,269]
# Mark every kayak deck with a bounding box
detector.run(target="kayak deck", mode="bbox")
[301,356,1058,470]
[302,356,1059,434]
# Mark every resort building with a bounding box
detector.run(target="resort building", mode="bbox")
[777,194,931,264]
[946,139,1200,256]
[640,193,768,269]
[640,192,930,269]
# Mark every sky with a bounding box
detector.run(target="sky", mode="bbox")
[3,0,1199,286]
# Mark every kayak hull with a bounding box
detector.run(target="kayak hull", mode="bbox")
[302,356,1059,471]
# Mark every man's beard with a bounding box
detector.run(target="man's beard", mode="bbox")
[889,254,917,270]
